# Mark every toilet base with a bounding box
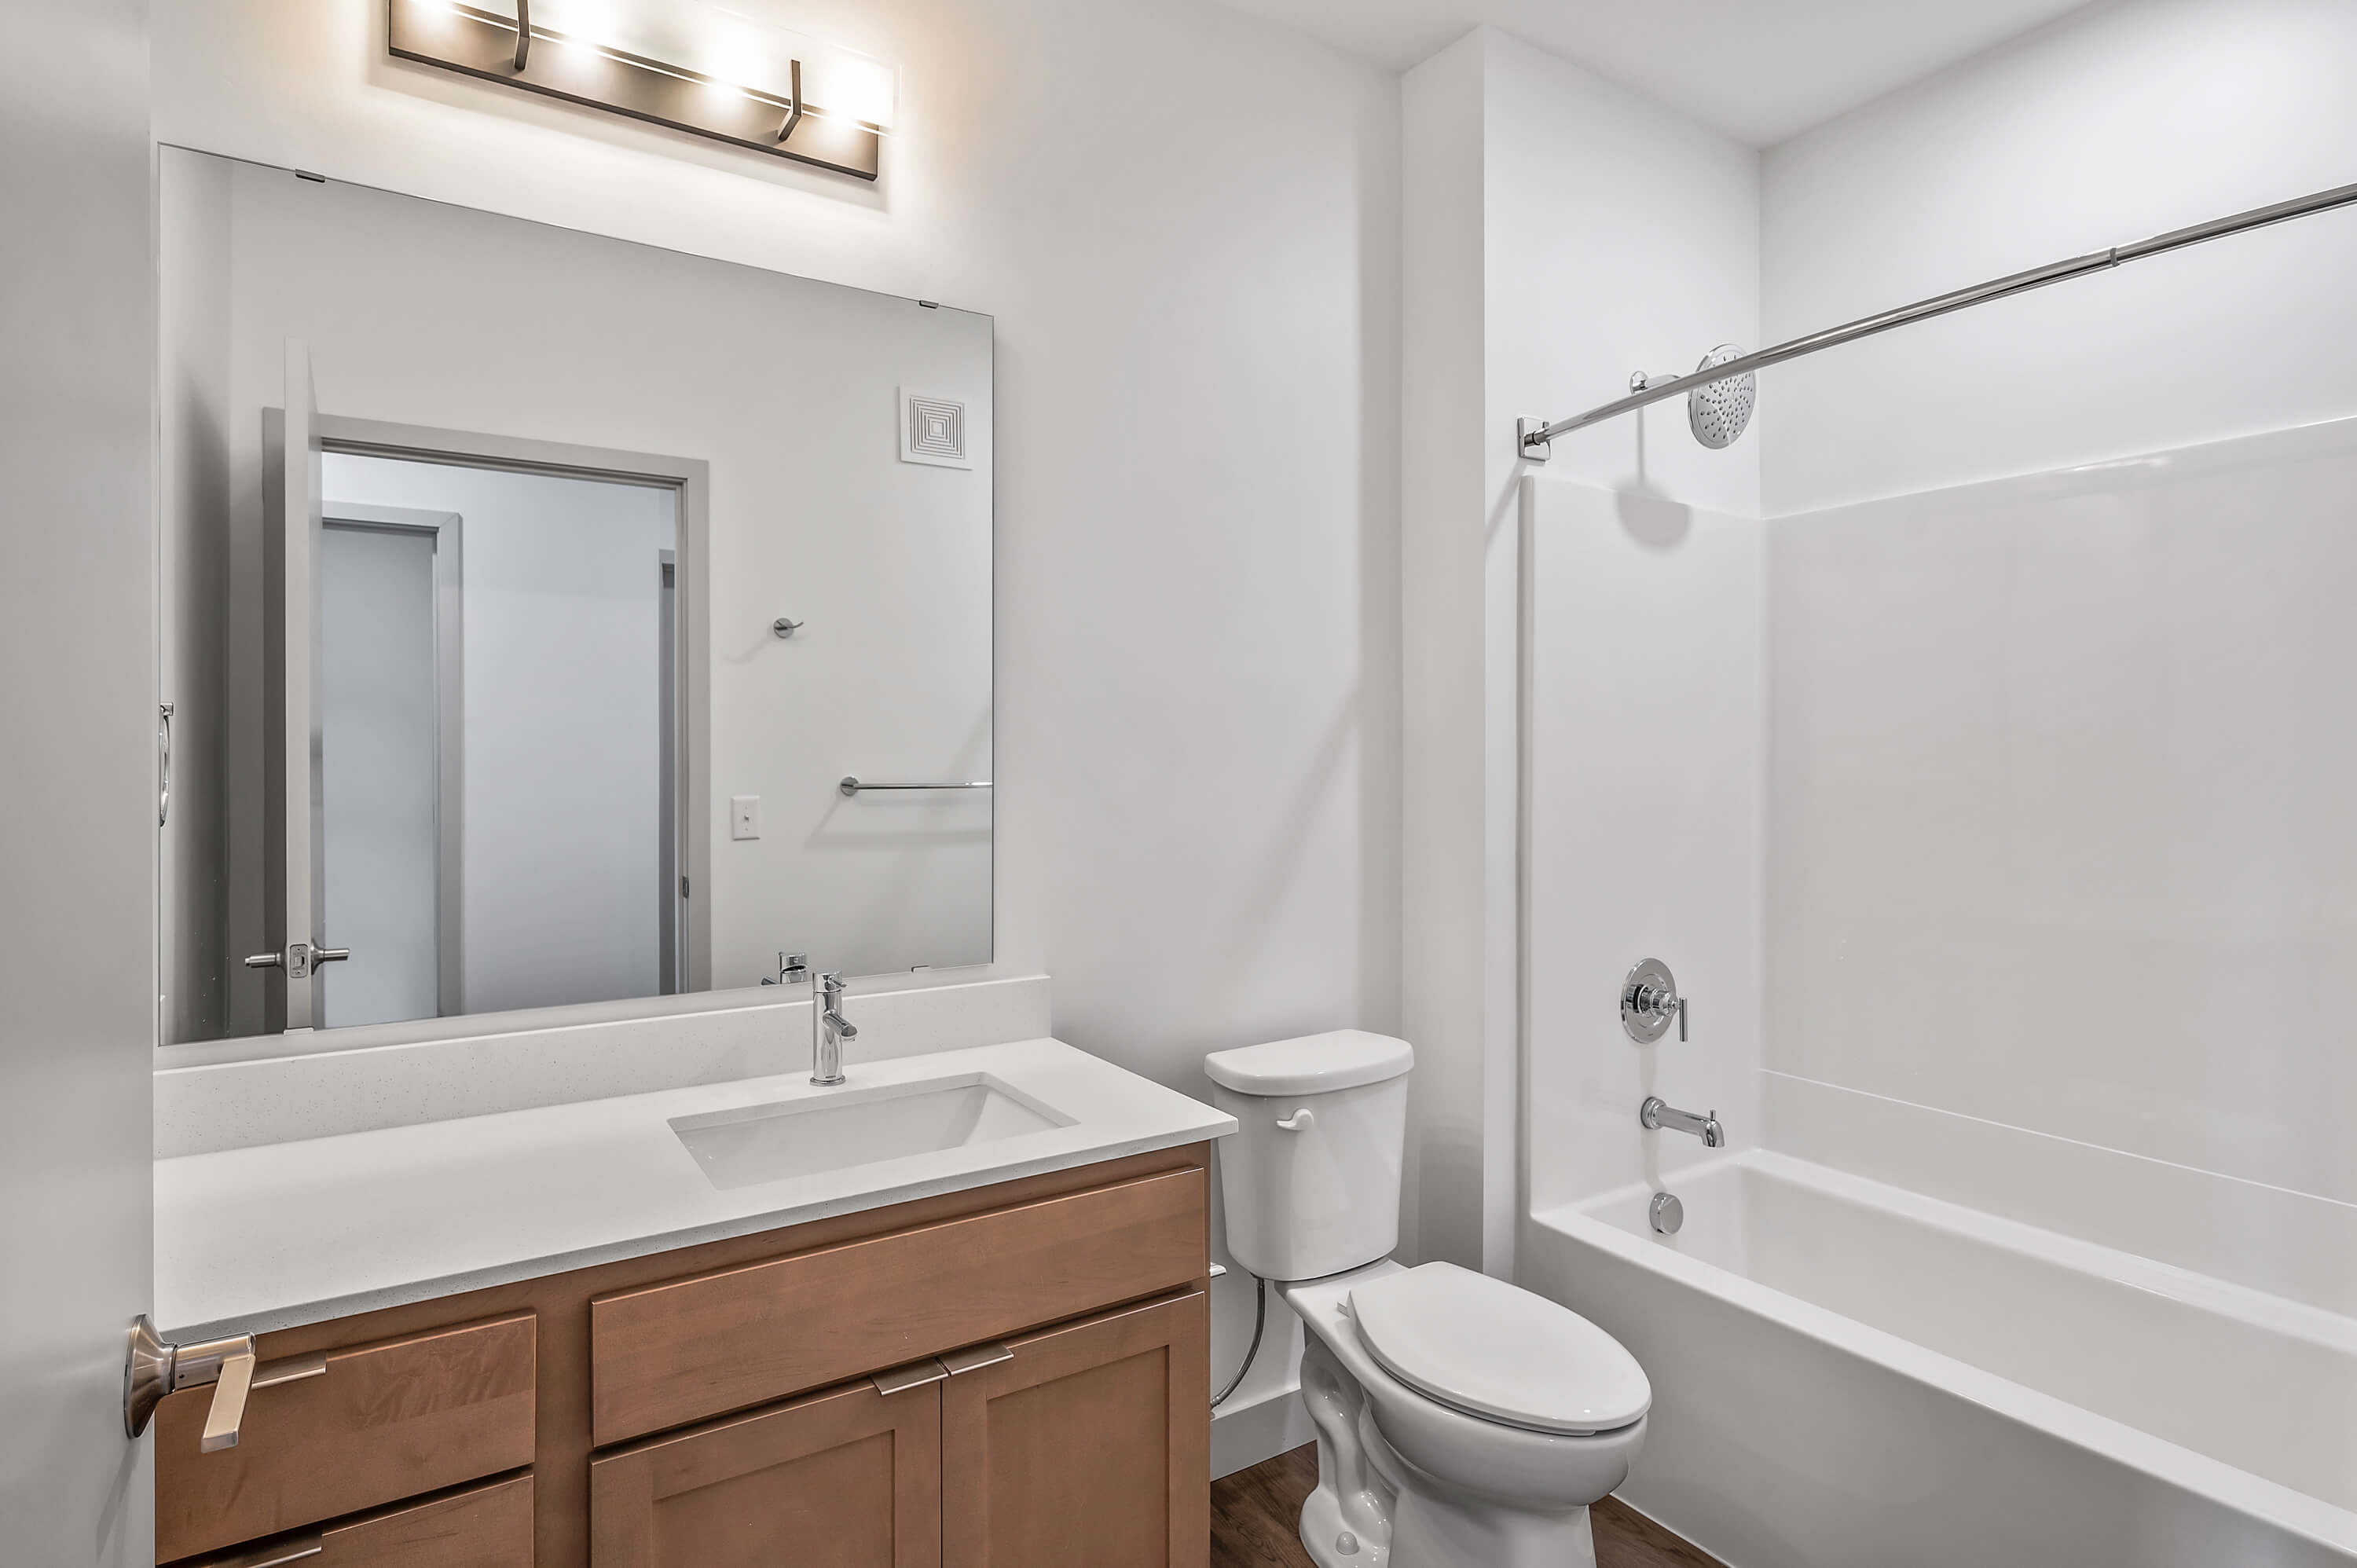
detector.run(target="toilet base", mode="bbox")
[1295,1335,1604,1568]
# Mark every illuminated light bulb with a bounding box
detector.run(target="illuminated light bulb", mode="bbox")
[829,57,895,128]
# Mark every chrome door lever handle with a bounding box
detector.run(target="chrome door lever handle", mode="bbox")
[241,942,349,976]
[125,1315,264,1449]
[200,1349,258,1453]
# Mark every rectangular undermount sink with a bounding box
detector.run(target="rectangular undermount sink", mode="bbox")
[669,1075,1076,1191]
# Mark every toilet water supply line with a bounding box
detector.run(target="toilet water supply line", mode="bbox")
[1211,1273,1269,1409]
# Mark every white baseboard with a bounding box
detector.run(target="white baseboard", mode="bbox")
[1211,1378,1313,1479]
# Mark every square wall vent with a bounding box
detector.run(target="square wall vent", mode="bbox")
[900,390,970,469]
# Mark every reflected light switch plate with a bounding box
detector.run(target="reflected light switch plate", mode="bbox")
[731,795,761,841]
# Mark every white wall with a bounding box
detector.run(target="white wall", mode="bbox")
[152,0,1399,1450]
[321,454,675,1017]
[1759,0,2357,1301]
[1405,27,1762,1264]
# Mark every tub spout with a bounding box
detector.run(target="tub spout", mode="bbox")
[1640,1095,1723,1148]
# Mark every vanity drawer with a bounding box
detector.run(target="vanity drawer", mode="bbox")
[156,1313,537,1563]
[176,1475,534,1568]
[591,1167,1206,1444]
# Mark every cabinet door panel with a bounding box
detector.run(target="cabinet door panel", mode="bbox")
[941,1291,1208,1568]
[591,1377,940,1568]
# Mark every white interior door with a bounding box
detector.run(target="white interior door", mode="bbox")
[0,0,158,1558]
[259,339,334,1030]
[321,521,441,1026]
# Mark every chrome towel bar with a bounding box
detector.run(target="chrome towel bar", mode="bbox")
[838,777,993,797]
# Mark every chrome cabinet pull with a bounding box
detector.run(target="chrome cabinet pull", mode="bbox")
[202,1533,324,1568]
[254,1352,328,1390]
[870,1358,951,1397]
[939,1341,1014,1376]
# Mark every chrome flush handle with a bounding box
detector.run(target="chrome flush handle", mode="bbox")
[1276,1109,1315,1131]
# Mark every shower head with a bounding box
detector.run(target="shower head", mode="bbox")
[1686,343,1755,449]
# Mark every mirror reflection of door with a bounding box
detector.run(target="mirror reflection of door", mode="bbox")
[315,452,684,1027]
[319,507,460,1028]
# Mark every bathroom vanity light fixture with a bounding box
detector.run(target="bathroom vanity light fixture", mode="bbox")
[387,0,884,180]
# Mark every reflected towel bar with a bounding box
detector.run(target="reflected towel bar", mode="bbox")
[839,777,993,797]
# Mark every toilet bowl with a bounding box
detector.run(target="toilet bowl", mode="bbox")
[1205,1031,1651,1568]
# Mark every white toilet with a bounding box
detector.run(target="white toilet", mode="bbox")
[1206,1030,1650,1568]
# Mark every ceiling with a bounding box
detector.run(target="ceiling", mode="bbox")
[1214,0,2101,146]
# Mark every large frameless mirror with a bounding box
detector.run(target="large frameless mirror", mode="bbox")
[157,145,992,1045]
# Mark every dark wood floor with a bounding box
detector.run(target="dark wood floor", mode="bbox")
[1211,1443,1727,1568]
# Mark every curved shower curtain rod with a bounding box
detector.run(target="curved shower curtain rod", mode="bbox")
[1517,176,2357,462]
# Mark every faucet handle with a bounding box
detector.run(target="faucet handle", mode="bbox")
[1621,958,1688,1044]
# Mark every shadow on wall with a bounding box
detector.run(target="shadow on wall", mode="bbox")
[1617,489,1694,550]
[1618,411,1697,548]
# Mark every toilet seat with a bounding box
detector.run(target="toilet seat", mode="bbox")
[1348,1262,1651,1436]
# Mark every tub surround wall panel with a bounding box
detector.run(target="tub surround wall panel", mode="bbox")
[1768,419,2357,1269]
[1523,478,1765,1215]
[1765,1070,2357,1321]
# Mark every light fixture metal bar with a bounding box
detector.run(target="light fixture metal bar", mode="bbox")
[1519,176,2357,456]
[387,0,880,181]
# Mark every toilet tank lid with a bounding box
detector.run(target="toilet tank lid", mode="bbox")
[1204,1030,1413,1095]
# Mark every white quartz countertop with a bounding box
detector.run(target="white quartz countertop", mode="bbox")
[155,1038,1233,1341]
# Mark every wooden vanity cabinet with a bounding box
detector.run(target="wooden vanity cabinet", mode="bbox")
[158,1143,1212,1568]
[585,1288,1208,1568]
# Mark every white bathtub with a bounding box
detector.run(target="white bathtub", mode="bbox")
[1524,1151,2357,1568]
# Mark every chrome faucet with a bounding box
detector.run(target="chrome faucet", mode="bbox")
[1640,1096,1723,1148]
[813,970,856,1086]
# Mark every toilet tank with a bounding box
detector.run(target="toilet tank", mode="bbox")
[1204,1030,1413,1282]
